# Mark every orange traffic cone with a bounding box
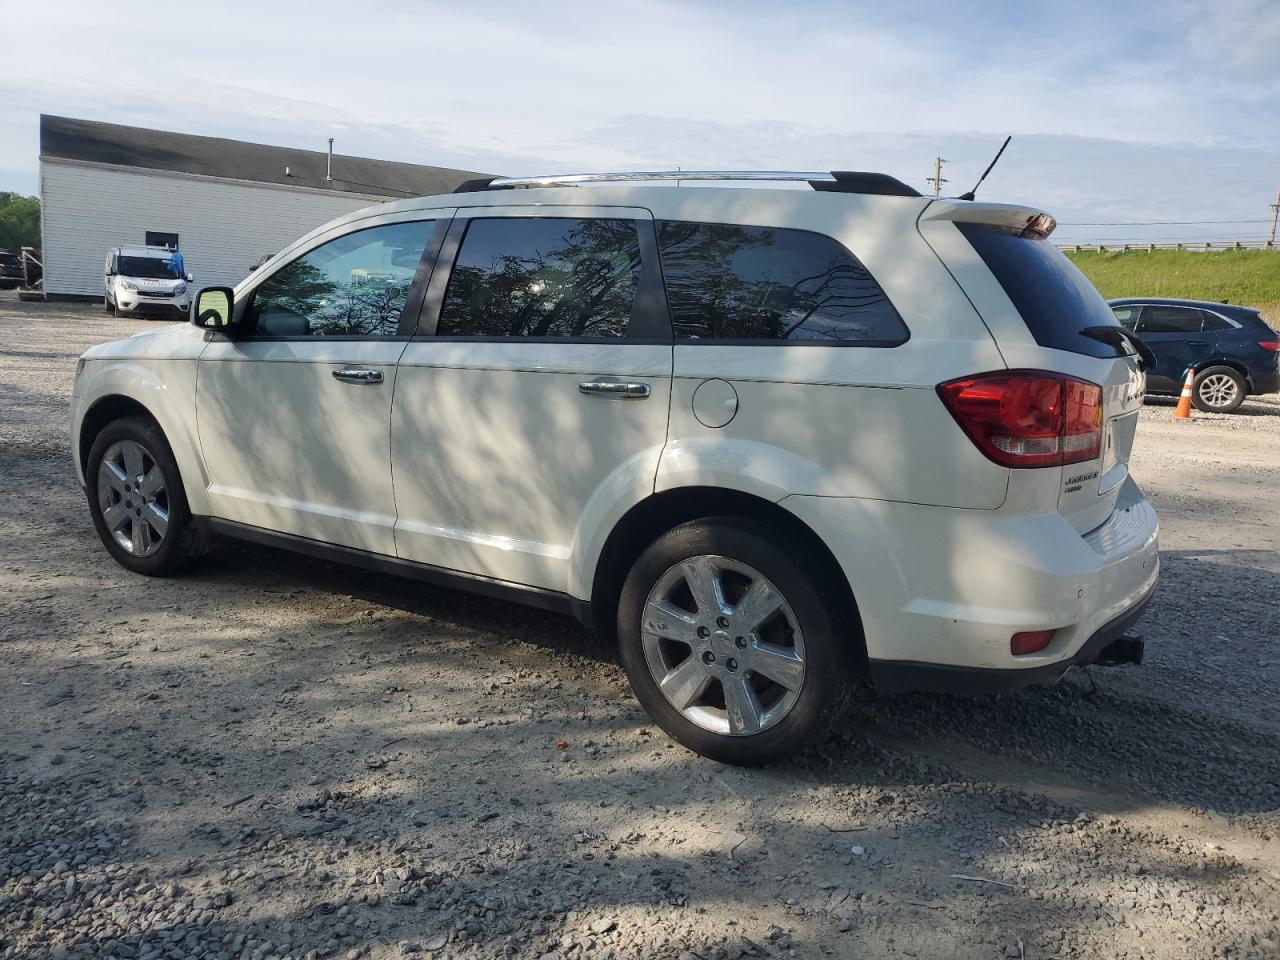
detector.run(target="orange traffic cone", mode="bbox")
[1174,368,1195,420]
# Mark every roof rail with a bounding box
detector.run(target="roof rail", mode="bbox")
[455,170,922,197]
[490,171,834,188]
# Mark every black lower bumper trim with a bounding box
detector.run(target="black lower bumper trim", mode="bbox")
[867,582,1157,696]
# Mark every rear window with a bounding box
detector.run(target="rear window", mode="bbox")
[656,221,908,345]
[957,223,1119,358]
[0,254,19,267]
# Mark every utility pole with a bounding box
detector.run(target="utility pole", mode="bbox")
[927,156,949,197]
[1270,184,1280,246]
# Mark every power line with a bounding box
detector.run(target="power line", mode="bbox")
[1060,219,1269,226]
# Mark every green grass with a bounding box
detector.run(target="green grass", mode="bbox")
[1064,248,1280,326]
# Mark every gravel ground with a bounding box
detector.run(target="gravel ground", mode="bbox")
[1,293,1278,960]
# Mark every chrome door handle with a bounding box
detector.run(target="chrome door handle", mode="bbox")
[332,368,384,384]
[578,380,651,399]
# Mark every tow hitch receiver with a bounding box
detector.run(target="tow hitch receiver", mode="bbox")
[1094,634,1145,667]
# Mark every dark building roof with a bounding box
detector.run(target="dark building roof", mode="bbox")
[39,114,493,199]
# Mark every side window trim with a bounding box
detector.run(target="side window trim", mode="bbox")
[394,218,452,337]
[412,212,672,343]
[413,217,468,338]
[239,215,448,341]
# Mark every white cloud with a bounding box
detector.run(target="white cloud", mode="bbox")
[0,0,1275,233]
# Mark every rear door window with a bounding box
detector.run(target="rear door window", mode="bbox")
[1138,306,1205,334]
[655,221,908,344]
[438,217,642,339]
[957,224,1119,358]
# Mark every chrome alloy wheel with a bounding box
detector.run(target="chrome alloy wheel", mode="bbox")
[97,439,169,557]
[1197,373,1240,410]
[641,555,806,736]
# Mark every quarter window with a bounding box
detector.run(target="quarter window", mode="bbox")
[438,217,642,338]
[655,221,907,343]
[250,220,435,337]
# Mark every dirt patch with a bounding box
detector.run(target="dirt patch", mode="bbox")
[1,307,1277,960]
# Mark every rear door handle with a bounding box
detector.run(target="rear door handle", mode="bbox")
[332,368,384,385]
[578,380,651,399]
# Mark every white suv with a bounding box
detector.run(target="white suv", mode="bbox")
[105,245,192,319]
[72,171,1159,764]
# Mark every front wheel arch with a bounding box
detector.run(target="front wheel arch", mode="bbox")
[78,395,159,476]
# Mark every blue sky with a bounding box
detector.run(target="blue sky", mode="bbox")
[2,0,1277,243]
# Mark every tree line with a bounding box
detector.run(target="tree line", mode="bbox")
[0,193,40,252]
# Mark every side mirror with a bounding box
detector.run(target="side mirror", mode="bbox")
[191,286,236,335]
[185,272,194,283]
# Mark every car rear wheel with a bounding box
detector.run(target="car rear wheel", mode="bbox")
[616,518,855,765]
[1192,366,1246,413]
[85,416,211,575]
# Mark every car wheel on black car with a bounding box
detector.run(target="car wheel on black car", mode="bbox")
[1193,365,1246,413]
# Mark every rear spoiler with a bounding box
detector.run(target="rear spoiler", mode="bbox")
[921,200,1056,240]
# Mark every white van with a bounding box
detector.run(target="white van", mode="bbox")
[104,245,193,320]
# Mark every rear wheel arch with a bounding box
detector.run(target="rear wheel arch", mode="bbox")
[1191,357,1252,390]
[589,486,866,666]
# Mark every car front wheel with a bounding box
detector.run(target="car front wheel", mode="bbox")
[617,518,855,765]
[1193,365,1246,413]
[85,416,210,575]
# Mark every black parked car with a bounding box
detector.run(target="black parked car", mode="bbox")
[1109,297,1280,413]
[0,250,24,289]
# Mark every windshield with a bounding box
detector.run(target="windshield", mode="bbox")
[117,256,178,280]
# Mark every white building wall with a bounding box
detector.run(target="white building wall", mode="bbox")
[40,159,388,297]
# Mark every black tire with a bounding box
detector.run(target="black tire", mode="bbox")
[85,415,211,576]
[104,296,115,315]
[1192,365,1246,413]
[616,517,856,765]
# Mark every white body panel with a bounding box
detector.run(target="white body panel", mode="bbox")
[195,338,406,554]
[71,324,214,515]
[71,182,1160,688]
[392,341,672,592]
[41,159,386,296]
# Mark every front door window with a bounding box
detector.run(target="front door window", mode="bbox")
[249,221,436,337]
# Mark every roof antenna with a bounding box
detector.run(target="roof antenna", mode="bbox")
[958,135,1011,201]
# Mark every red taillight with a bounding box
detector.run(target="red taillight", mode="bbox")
[1258,340,1280,352]
[1011,629,1056,656]
[937,370,1103,468]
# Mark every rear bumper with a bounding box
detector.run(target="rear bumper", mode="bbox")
[868,579,1155,693]
[1250,366,1280,395]
[781,475,1160,694]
